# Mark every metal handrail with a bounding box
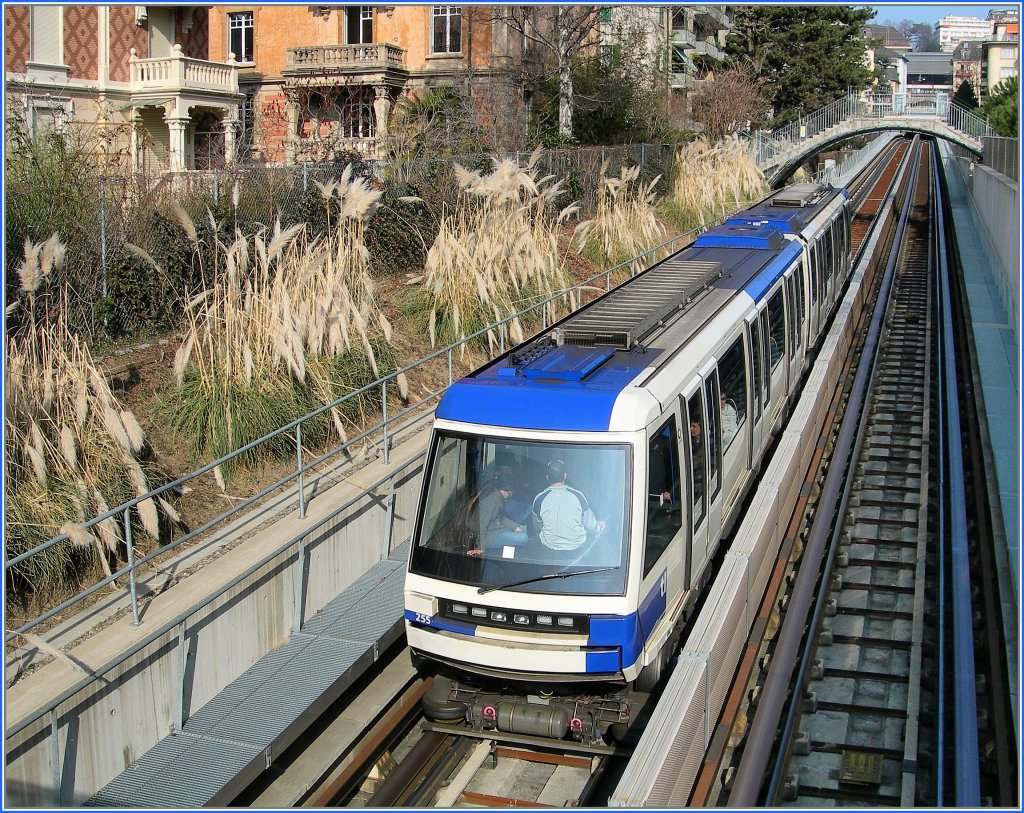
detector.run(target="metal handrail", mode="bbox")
[6,222,725,644]
[750,91,990,169]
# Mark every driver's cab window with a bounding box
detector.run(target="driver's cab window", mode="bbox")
[644,417,682,576]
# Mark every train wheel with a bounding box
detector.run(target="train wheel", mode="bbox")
[634,646,671,693]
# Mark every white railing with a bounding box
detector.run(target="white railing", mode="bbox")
[130,44,239,94]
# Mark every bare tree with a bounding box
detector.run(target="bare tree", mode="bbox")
[688,67,771,140]
[497,6,603,138]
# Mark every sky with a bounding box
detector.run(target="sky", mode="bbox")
[867,3,1012,25]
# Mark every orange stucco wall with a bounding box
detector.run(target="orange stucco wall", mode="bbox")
[207,5,496,78]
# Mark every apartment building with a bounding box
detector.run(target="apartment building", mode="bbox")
[4,5,243,171]
[937,14,992,52]
[982,14,1019,98]
[952,40,984,102]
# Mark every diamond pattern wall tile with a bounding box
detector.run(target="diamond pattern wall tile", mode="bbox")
[5,6,28,73]
[108,5,147,82]
[64,5,98,80]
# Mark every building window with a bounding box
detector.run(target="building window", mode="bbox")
[345,6,373,44]
[1000,66,1017,79]
[432,6,462,54]
[1001,46,1016,58]
[228,11,254,63]
[30,5,63,65]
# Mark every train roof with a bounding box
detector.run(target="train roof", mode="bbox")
[435,225,804,434]
[725,183,847,234]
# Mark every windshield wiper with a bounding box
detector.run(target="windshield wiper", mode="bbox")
[477,566,618,595]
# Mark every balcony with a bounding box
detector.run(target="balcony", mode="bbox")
[692,39,725,61]
[283,43,408,83]
[129,45,239,96]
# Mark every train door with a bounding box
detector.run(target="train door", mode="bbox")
[642,413,685,612]
[757,306,772,449]
[766,286,788,425]
[718,334,749,523]
[699,364,724,557]
[792,261,807,372]
[745,314,764,460]
[806,242,821,344]
[681,382,710,585]
[785,271,803,385]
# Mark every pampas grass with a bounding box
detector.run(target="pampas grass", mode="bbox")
[666,136,767,231]
[407,151,576,352]
[5,237,171,601]
[575,162,667,270]
[169,166,394,471]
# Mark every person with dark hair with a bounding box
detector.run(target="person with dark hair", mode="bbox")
[468,475,528,556]
[531,460,605,551]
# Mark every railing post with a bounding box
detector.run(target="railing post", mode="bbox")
[174,622,187,733]
[384,472,397,559]
[381,380,390,465]
[124,508,140,626]
[292,538,306,633]
[447,348,453,386]
[296,423,306,519]
[50,708,61,805]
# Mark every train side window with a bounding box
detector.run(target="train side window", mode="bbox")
[718,336,746,449]
[759,309,771,402]
[644,418,682,576]
[767,290,785,368]
[824,225,835,288]
[685,392,706,528]
[703,373,721,499]
[785,277,797,354]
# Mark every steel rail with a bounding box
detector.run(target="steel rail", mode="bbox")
[726,140,921,807]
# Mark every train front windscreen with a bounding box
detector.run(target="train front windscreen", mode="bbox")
[409,432,631,596]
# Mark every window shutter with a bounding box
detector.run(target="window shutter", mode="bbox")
[30,5,62,64]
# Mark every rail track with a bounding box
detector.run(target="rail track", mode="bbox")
[692,138,1015,808]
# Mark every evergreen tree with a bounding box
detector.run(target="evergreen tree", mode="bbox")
[725,5,876,126]
[953,79,979,110]
[981,77,1019,137]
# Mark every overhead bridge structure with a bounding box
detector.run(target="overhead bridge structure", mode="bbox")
[752,92,994,186]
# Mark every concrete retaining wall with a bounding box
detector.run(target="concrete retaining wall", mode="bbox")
[951,155,1021,349]
[5,437,428,805]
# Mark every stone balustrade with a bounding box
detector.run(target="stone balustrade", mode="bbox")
[130,44,239,94]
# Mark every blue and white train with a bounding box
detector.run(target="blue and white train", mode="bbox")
[404,182,853,740]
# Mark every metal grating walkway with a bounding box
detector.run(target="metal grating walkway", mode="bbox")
[84,543,410,808]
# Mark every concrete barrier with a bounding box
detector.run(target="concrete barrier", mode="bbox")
[5,435,428,805]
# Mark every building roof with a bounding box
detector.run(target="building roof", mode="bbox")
[953,41,983,60]
[864,24,912,50]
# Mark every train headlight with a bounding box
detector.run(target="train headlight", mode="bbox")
[452,603,468,614]
[513,614,530,625]
[490,611,507,622]
[471,607,487,618]
[536,615,553,625]
[557,617,574,627]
